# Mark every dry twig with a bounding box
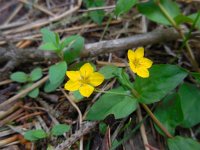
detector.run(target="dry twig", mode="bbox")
[0,28,179,80]
[55,121,98,150]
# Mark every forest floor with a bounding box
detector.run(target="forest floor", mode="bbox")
[0,0,200,150]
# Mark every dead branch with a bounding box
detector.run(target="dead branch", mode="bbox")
[55,121,98,150]
[0,28,179,80]
[2,0,82,35]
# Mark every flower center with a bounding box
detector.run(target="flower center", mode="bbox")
[80,76,89,85]
[132,59,141,68]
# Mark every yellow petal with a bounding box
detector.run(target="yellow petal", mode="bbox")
[79,84,94,97]
[64,80,81,91]
[89,72,104,86]
[80,63,94,78]
[128,50,135,60]
[140,58,153,68]
[135,47,144,58]
[136,68,149,78]
[129,62,138,73]
[66,71,81,81]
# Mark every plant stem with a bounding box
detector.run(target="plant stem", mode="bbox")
[156,0,200,72]
[181,11,200,49]
[130,89,173,138]
[100,14,112,41]
[141,103,173,138]
[95,89,131,97]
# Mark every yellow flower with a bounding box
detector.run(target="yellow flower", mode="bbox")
[128,47,153,78]
[64,63,104,97]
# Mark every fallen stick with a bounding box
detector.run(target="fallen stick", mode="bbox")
[0,102,22,120]
[0,28,179,80]
[55,121,98,150]
[82,28,180,57]
[2,0,82,35]
[0,76,49,109]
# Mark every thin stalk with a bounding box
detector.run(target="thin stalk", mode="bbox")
[100,14,112,41]
[141,103,173,138]
[95,89,132,97]
[156,0,199,72]
[181,11,200,49]
[130,89,173,138]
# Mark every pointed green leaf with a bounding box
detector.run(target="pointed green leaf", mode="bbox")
[22,83,39,98]
[49,61,67,84]
[191,72,200,84]
[30,68,43,81]
[115,68,132,89]
[63,35,84,63]
[44,77,64,93]
[10,72,28,83]
[83,0,105,25]
[188,12,200,30]
[28,87,39,98]
[40,28,56,44]
[154,93,183,136]
[99,65,118,79]
[179,83,200,128]
[115,0,137,16]
[137,0,180,25]
[134,64,188,104]
[168,136,200,150]
[87,87,138,120]
[174,14,193,25]
[39,43,58,51]
[51,124,71,136]
[73,90,84,102]
[24,129,47,141]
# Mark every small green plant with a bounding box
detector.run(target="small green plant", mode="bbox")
[39,28,84,93]
[24,124,71,141]
[10,1,200,149]
[10,67,43,98]
[83,0,105,25]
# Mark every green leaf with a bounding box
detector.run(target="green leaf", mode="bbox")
[55,33,61,46]
[28,87,39,98]
[115,68,133,89]
[154,93,183,136]
[86,87,138,120]
[63,35,84,63]
[174,14,194,25]
[188,12,200,30]
[49,61,67,84]
[22,83,39,98]
[115,0,137,16]
[167,136,200,150]
[191,72,200,83]
[40,28,56,44]
[39,43,58,51]
[137,0,180,25]
[51,124,71,136]
[73,90,84,102]
[178,83,200,128]
[24,129,47,141]
[99,65,118,79]
[30,68,43,81]
[99,122,107,134]
[83,0,105,25]
[89,10,105,25]
[44,77,64,93]
[47,145,54,150]
[10,72,28,83]
[133,64,188,104]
